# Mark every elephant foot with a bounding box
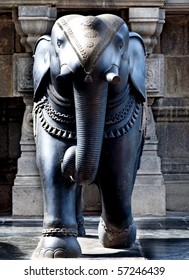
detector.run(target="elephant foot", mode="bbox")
[31,236,81,259]
[98,218,136,249]
[31,228,82,259]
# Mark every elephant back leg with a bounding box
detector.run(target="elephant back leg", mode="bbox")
[76,185,86,237]
[32,118,81,258]
[98,104,144,249]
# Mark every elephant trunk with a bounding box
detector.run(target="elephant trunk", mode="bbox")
[62,80,108,186]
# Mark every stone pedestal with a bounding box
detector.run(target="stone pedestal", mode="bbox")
[133,141,165,215]
[133,95,166,216]
[12,90,42,216]
[13,141,43,216]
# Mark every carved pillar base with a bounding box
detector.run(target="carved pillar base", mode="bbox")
[133,96,166,215]
[133,140,166,215]
[12,53,43,216]
[132,100,166,215]
[133,81,166,214]
[12,6,57,217]
[129,6,166,215]
[13,140,43,216]
[132,56,166,215]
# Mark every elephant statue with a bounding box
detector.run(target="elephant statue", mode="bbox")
[32,14,146,258]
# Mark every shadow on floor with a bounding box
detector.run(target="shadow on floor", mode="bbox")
[0,242,27,260]
[140,238,189,260]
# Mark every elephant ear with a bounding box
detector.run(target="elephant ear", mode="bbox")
[33,35,51,101]
[128,32,146,102]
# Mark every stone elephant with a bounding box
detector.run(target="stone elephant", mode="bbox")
[32,14,146,258]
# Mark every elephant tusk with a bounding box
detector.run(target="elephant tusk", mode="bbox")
[104,65,121,84]
[105,72,121,84]
[56,64,73,81]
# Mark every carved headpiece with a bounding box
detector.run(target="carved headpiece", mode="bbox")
[56,15,124,73]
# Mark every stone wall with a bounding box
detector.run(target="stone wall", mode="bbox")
[153,12,189,211]
[0,12,25,214]
[0,13,13,97]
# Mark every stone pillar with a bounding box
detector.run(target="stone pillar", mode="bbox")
[129,8,166,215]
[12,6,57,216]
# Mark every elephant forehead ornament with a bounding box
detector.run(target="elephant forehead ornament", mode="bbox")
[32,14,146,259]
[56,15,126,78]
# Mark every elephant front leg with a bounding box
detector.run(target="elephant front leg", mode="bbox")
[32,177,82,259]
[98,157,137,250]
[98,106,144,249]
[32,126,81,259]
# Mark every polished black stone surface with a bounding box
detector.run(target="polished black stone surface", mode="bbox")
[0,215,189,260]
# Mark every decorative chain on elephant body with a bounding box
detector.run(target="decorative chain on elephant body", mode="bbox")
[44,101,75,124]
[33,87,141,140]
[33,97,77,140]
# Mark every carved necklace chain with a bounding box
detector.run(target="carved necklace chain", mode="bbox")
[44,101,75,124]
[34,94,140,140]
[105,95,135,125]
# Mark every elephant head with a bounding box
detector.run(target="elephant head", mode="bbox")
[33,14,146,187]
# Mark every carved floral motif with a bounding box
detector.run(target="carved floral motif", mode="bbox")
[146,55,164,97]
[13,55,33,95]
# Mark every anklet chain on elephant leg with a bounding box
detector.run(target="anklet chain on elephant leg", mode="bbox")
[42,227,78,237]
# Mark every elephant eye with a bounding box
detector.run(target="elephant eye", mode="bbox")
[57,39,62,48]
[119,41,123,50]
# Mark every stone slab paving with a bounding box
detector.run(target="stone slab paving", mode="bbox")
[0,215,189,260]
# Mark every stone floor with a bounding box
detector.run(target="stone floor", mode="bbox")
[0,214,189,260]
